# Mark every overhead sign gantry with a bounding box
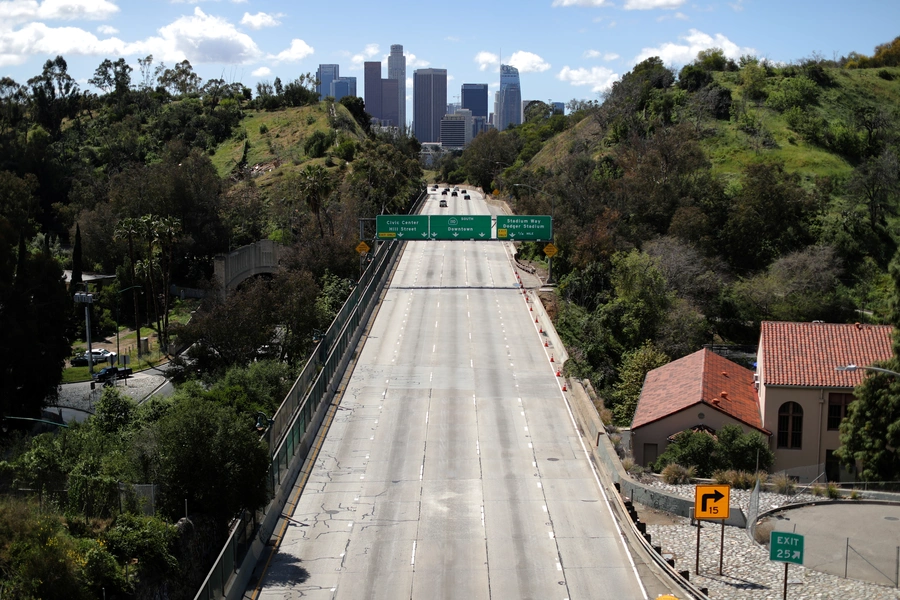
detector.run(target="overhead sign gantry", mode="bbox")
[376,215,552,241]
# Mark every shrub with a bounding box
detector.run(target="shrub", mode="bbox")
[771,472,796,495]
[825,482,841,499]
[810,483,825,497]
[661,463,696,485]
[849,488,863,500]
[259,123,268,134]
[712,469,734,485]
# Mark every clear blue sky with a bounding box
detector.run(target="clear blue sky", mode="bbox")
[1,0,898,123]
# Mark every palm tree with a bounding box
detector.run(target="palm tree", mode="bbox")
[298,164,333,238]
[114,217,143,357]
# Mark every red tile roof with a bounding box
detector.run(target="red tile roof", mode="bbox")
[759,321,893,388]
[632,348,765,432]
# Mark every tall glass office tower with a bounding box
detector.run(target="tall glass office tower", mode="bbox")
[413,68,447,143]
[316,64,339,100]
[497,64,522,131]
[388,45,406,129]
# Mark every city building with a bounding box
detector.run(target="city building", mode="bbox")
[552,101,565,115]
[381,78,399,127]
[316,64,339,100]
[364,61,383,122]
[497,64,522,131]
[413,68,447,143]
[440,109,472,149]
[446,102,461,115]
[461,83,489,119]
[330,77,356,102]
[388,44,406,128]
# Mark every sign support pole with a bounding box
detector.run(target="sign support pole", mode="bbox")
[719,521,725,575]
[783,562,789,600]
[695,518,701,575]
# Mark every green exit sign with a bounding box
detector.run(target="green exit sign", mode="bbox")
[770,531,804,565]
[496,215,552,241]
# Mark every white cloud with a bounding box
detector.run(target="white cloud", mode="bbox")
[623,0,685,10]
[557,65,618,92]
[552,0,610,6]
[657,11,688,21]
[0,21,128,67]
[474,51,498,71]
[604,52,619,61]
[624,0,685,8]
[633,28,754,67]
[251,66,270,77]
[0,0,119,24]
[407,52,429,68]
[270,38,313,62]
[584,49,601,59]
[97,23,117,34]
[240,12,281,30]
[350,43,379,68]
[508,50,550,73]
[133,7,261,64]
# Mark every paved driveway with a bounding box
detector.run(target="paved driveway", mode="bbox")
[762,502,900,587]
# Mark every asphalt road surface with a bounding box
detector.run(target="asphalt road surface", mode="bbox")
[251,188,646,600]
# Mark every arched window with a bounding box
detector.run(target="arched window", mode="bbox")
[777,402,803,449]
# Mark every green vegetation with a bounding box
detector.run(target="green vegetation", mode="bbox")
[652,425,774,477]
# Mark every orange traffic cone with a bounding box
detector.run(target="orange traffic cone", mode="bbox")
[550,355,554,362]
[562,383,567,392]
[544,341,548,347]
[556,369,561,377]
[530,306,533,311]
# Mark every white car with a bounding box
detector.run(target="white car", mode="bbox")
[71,348,116,367]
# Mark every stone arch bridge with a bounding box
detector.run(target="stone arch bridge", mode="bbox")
[214,240,283,300]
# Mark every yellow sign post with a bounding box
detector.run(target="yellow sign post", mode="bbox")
[694,484,731,576]
[543,243,558,257]
[356,241,370,254]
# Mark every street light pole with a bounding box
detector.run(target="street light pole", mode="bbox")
[836,364,900,377]
[74,290,95,374]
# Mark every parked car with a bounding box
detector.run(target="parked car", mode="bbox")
[71,348,116,367]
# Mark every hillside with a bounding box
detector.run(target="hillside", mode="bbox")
[529,65,900,186]
[210,100,367,187]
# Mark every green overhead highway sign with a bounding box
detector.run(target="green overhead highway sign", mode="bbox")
[376,215,429,239]
[497,215,552,241]
[429,215,492,240]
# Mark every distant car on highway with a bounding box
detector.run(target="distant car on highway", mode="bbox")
[439,199,448,207]
[71,348,115,367]
[441,190,448,195]
[464,193,471,200]
[451,191,458,197]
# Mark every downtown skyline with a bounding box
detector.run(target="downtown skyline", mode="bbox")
[1,0,899,127]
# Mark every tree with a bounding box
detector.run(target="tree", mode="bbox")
[297,164,334,237]
[27,55,80,135]
[339,95,371,132]
[156,60,201,96]
[838,249,900,481]
[460,128,518,192]
[151,395,270,525]
[611,341,669,425]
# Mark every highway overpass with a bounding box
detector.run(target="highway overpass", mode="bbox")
[248,188,647,600]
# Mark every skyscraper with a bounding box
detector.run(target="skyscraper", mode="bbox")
[364,61,383,122]
[461,83,489,119]
[316,64,339,100]
[388,44,406,128]
[413,68,447,143]
[330,77,356,102]
[497,64,522,131]
[381,78,399,127]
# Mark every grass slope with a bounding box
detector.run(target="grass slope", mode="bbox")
[529,66,900,184]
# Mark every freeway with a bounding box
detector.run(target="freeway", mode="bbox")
[250,187,646,600]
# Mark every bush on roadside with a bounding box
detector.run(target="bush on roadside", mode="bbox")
[661,463,696,485]
[771,472,796,495]
[825,481,842,499]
